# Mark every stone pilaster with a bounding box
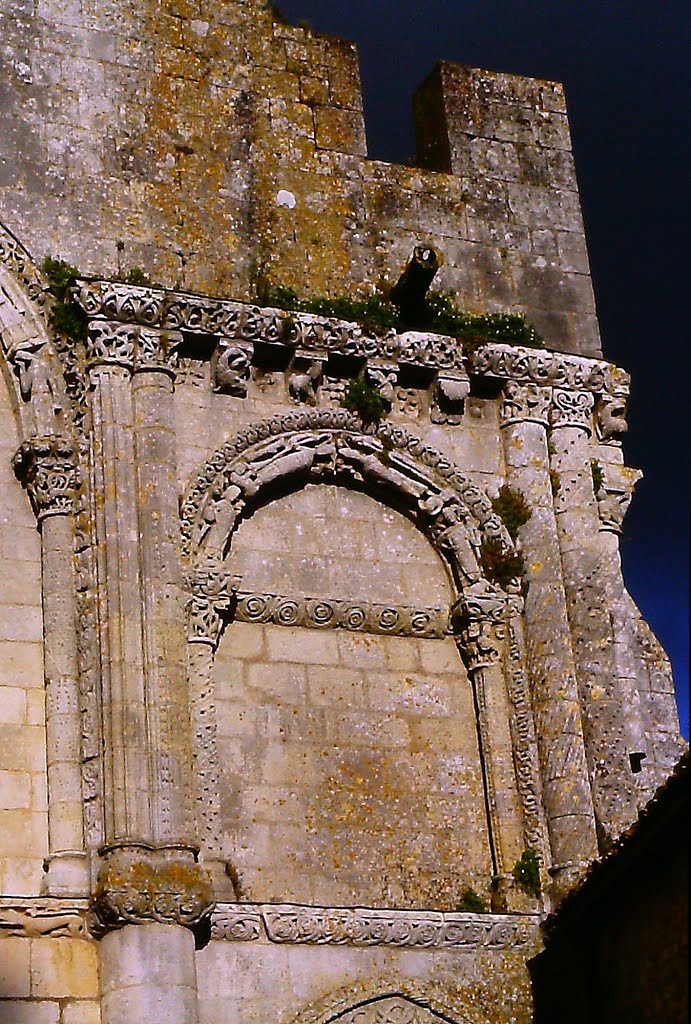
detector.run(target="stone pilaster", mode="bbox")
[13,435,89,895]
[453,583,526,911]
[549,388,639,844]
[499,383,598,896]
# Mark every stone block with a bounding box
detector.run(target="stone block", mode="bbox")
[61,1002,101,1024]
[0,1001,60,1024]
[0,937,31,997]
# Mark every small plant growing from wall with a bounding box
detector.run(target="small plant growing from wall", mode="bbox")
[591,459,605,494]
[41,256,88,342]
[340,379,388,426]
[512,848,541,898]
[123,267,153,287]
[455,888,486,913]
[491,485,532,541]
[479,539,526,591]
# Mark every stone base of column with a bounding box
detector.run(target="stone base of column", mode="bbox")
[42,851,90,897]
[548,860,590,904]
[100,923,199,1024]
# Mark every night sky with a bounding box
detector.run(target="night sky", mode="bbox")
[279,0,689,736]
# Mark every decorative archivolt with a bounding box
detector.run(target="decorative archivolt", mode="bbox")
[0,222,69,438]
[180,408,514,596]
[288,980,479,1024]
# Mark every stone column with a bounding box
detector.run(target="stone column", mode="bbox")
[13,435,89,895]
[549,388,639,843]
[499,382,597,896]
[83,320,210,1024]
[453,583,526,911]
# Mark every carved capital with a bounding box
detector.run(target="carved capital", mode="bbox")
[500,381,551,427]
[549,388,594,434]
[457,618,506,672]
[89,848,213,938]
[13,435,78,519]
[85,320,182,373]
[595,465,642,534]
[186,562,240,646]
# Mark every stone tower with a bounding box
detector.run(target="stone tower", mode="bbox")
[0,1,684,1021]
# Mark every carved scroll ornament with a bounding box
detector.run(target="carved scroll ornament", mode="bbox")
[13,435,78,519]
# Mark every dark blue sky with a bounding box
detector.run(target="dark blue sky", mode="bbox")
[280,0,689,736]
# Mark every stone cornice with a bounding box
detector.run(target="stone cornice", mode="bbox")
[71,279,629,395]
[210,902,540,950]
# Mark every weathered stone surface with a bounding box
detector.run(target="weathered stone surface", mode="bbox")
[0,4,686,1023]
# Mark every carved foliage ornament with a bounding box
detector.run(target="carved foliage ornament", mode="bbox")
[549,388,594,433]
[89,850,213,937]
[13,435,78,519]
[186,562,240,645]
[71,279,630,393]
[85,320,182,371]
[500,380,551,426]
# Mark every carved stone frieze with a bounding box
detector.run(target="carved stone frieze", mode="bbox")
[549,388,594,434]
[13,435,78,519]
[210,908,262,942]
[0,898,88,938]
[89,848,213,938]
[71,280,630,396]
[209,903,537,950]
[500,381,551,427]
[234,591,451,639]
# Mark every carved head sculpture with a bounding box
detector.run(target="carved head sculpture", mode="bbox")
[596,393,628,441]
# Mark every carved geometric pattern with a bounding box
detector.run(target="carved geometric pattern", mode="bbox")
[210,903,538,951]
[71,279,630,397]
[234,591,451,639]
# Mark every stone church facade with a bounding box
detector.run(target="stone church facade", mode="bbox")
[0,1,684,1021]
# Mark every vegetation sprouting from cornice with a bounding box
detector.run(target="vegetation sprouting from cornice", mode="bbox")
[512,848,541,898]
[454,888,487,913]
[479,538,526,590]
[259,284,544,349]
[41,256,88,342]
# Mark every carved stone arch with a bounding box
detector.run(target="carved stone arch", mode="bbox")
[289,979,470,1024]
[180,408,515,593]
[0,221,70,439]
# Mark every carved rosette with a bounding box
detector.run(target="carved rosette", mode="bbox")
[500,381,551,427]
[13,435,78,520]
[186,562,240,646]
[89,848,213,938]
[549,389,594,434]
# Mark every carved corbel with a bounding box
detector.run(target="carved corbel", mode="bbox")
[12,435,78,520]
[186,562,241,647]
[431,371,470,425]
[288,358,323,406]
[500,381,551,428]
[595,392,629,443]
[134,327,183,374]
[211,341,252,396]
[595,464,642,534]
[365,364,398,408]
[549,389,594,434]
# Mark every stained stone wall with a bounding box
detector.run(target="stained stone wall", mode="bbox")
[0,1,687,1021]
[1,0,599,355]
[0,351,47,897]
[213,486,492,909]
